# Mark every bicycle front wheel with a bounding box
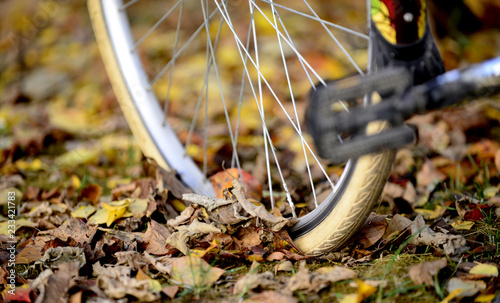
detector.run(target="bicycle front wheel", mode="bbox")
[88,0,394,255]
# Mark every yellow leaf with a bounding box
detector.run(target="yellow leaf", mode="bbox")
[469,263,499,277]
[171,199,186,212]
[102,200,130,226]
[87,208,110,225]
[170,256,225,288]
[70,175,81,189]
[356,279,377,302]
[415,206,442,220]
[0,218,37,235]
[128,198,148,217]
[106,178,132,190]
[0,188,22,205]
[189,239,219,258]
[71,205,96,219]
[15,158,47,171]
[149,279,162,293]
[440,288,464,303]
[451,220,475,230]
[339,293,358,303]
[475,294,496,302]
[247,254,264,262]
[55,147,99,166]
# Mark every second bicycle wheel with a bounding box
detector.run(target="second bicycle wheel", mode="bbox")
[88,0,394,255]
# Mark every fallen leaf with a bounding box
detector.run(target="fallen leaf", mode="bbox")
[144,220,172,255]
[34,247,86,270]
[340,279,377,303]
[210,168,263,201]
[275,260,294,272]
[166,205,196,228]
[245,291,298,303]
[16,245,43,264]
[417,159,447,189]
[0,218,37,234]
[356,213,387,248]
[33,262,80,303]
[238,227,262,248]
[408,258,447,286]
[78,183,102,205]
[127,198,148,217]
[170,256,225,288]
[231,188,290,232]
[37,218,96,245]
[446,277,486,298]
[409,214,468,256]
[166,219,222,255]
[162,285,179,299]
[451,220,475,230]
[415,206,444,220]
[469,263,499,277]
[266,251,285,261]
[233,271,277,295]
[71,205,97,219]
[96,264,160,301]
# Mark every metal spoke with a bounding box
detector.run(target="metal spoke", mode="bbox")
[302,0,364,75]
[148,6,220,89]
[120,0,140,11]
[269,0,318,207]
[216,0,336,191]
[258,0,369,39]
[132,0,183,51]
[162,0,184,125]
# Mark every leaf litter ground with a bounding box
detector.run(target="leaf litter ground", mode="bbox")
[1,0,500,302]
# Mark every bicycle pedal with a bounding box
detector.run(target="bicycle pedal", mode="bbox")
[310,67,412,106]
[316,125,416,164]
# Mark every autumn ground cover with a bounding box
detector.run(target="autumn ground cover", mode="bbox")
[1,0,500,302]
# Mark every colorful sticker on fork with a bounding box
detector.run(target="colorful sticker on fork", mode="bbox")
[371,0,427,45]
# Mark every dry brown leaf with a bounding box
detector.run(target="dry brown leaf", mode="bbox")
[417,159,447,189]
[166,219,222,255]
[166,205,196,228]
[245,291,298,303]
[310,266,357,292]
[233,271,278,295]
[210,168,263,201]
[34,262,79,303]
[384,214,413,238]
[408,258,448,286]
[162,285,179,299]
[37,218,97,246]
[170,256,225,288]
[231,188,289,232]
[357,213,387,248]
[144,220,172,255]
[16,245,43,264]
[238,227,262,248]
[96,265,160,302]
[283,261,314,295]
[266,251,285,261]
[275,260,294,273]
[35,247,86,270]
[446,277,487,298]
[409,215,467,256]
[143,252,173,274]
[78,183,102,205]
[115,251,147,270]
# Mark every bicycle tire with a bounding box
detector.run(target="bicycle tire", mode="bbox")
[87,0,394,255]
